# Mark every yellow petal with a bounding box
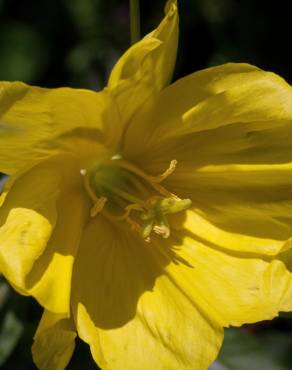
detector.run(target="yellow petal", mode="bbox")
[107,0,178,124]
[122,63,292,257]
[27,183,88,314]
[0,208,53,288]
[32,310,76,370]
[122,63,292,163]
[0,81,113,174]
[0,155,88,314]
[72,216,223,370]
[162,228,292,326]
[176,209,292,256]
[168,163,292,257]
[0,160,60,289]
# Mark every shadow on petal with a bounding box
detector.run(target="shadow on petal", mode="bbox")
[72,211,189,330]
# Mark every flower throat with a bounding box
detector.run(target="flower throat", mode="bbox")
[81,156,191,241]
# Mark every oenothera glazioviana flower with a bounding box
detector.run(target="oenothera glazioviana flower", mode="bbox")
[1,1,292,369]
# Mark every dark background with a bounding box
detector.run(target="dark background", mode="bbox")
[0,0,291,88]
[0,0,292,369]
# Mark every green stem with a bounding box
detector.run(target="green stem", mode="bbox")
[130,0,141,44]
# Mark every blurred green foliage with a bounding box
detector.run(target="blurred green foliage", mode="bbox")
[1,0,292,369]
[211,327,292,370]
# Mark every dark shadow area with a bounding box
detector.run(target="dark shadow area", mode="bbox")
[68,338,100,370]
[71,210,189,330]
[0,282,41,370]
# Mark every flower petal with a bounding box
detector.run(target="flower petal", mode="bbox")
[0,161,60,289]
[176,209,292,256]
[0,156,88,314]
[0,208,52,290]
[164,229,292,326]
[27,183,88,314]
[169,163,292,256]
[123,63,292,162]
[32,310,76,370]
[107,0,178,124]
[0,82,113,174]
[72,216,223,370]
[123,63,292,256]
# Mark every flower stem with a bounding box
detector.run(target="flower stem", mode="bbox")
[130,0,141,44]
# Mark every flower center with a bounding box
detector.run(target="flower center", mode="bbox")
[81,156,191,241]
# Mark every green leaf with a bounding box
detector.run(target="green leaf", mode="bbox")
[209,328,289,370]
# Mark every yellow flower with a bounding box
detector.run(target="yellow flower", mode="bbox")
[1,1,292,369]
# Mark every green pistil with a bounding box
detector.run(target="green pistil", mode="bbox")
[156,198,192,214]
[141,197,192,239]
[84,159,191,240]
[89,162,145,208]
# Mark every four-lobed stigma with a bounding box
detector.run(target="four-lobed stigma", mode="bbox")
[81,156,191,241]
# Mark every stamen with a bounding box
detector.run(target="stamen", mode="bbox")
[126,172,150,197]
[101,207,150,241]
[154,225,170,238]
[126,216,143,233]
[81,170,108,217]
[80,158,190,241]
[142,218,154,239]
[148,181,176,198]
[117,159,176,184]
[81,170,99,203]
[126,216,151,243]
[90,197,107,217]
[106,184,146,206]
[140,197,191,240]
[117,159,177,198]
[149,160,178,183]
[154,213,170,238]
[103,203,143,221]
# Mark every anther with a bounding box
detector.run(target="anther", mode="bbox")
[80,158,191,241]
[116,159,178,198]
[149,160,178,183]
[90,197,107,217]
[153,225,170,238]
